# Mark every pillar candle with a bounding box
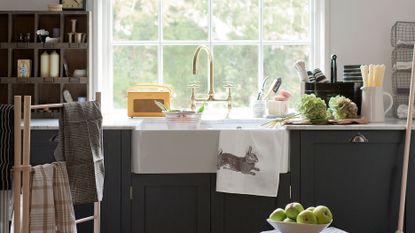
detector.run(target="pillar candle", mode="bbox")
[40,51,49,77]
[49,50,59,78]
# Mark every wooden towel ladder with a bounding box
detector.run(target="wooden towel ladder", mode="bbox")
[13,92,102,233]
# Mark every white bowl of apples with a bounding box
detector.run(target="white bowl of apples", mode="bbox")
[267,202,333,233]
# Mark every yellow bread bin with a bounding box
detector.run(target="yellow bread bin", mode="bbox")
[127,84,172,117]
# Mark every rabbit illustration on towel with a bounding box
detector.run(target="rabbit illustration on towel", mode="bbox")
[217,146,260,175]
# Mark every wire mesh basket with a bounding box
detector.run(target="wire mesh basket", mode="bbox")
[392,47,414,68]
[393,94,415,118]
[394,94,409,118]
[391,21,415,47]
[392,71,412,94]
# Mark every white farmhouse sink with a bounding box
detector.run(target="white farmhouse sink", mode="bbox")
[131,118,271,174]
[131,130,220,173]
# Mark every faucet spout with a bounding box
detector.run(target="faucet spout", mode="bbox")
[190,45,232,115]
[192,45,215,100]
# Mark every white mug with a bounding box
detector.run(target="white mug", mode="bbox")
[361,86,393,123]
[251,100,266,118]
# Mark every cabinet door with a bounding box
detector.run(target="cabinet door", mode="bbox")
[131,174,211,233]
[300,131,403,233]
[406,136,415,233]
[31,130,129,233]
[211,173,290,233]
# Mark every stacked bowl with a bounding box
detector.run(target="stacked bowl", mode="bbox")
[343,65,362,82]
[343,65,363,114]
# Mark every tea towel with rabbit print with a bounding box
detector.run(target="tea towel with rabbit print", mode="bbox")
[216,129,289,197]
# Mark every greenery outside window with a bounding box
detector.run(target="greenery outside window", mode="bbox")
[112,0,312,111]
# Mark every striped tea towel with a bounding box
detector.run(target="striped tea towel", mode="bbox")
[30,162,77,233]
[30,164,56,233]
[53,162,77,233]
[0,104,14,190]
[0,105,14,233]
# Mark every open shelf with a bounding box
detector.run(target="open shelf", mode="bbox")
[38,14,61,40]
[0,11,90,118]
[0,84,8,104]
[12,49,34,77]
[38,49,61,77]
[63,14,88,43]
[39,83,61,104]
[62,83,87,102]
[12,83,35,104]
[63,49,87,76]
[0,14,9,42]
[0,49,8,77]
[12,14,35,42]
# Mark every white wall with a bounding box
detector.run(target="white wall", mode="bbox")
[328,0,415,95]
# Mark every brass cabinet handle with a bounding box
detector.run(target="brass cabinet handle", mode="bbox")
[350,133,368,143]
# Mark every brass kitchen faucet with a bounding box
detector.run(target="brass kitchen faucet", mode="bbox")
[190,45,232,115]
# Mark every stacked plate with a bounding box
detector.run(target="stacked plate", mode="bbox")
[343,65,362,82]
[48,4,63,11]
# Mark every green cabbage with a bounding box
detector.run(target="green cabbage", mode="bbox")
[328,95,358,119]
[298,94,328,122]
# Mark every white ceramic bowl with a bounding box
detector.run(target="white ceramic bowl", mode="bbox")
[267,219,331,233]
[73,69,87,77]
[164,111,202,130]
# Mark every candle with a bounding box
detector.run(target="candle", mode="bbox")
[49,50,59,78]
[40,51,49,77]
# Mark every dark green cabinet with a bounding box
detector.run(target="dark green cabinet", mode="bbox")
[131,174,211,233]
[31,130,131,233]
[130,173,290,233]
[211,174,290,233]
[291,130,403,233]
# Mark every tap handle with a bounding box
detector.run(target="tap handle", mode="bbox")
[188,84,199,111]
[224,84,232,114]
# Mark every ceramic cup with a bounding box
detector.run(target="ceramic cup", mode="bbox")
[361,86,393,123]
[267,100,288,116]
[67,32,74,43]
[251,100,266,118]
[74,33,86,43]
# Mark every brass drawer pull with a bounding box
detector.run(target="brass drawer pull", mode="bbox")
[350,133,368,143]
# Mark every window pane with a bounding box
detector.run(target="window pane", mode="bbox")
[212,0,259,40]
[112,0,158,41]
[163,45,208,109]
[163,0,208,40]
[264,45,310,107]
[264,0,310,41]
[113,46,157,108]
[214,45,258,107]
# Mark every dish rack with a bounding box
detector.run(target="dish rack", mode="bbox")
[391,21,415,117]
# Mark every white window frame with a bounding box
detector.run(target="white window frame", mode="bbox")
[94,0,329,112]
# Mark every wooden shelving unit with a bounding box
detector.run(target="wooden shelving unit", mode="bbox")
[0,11,90,118]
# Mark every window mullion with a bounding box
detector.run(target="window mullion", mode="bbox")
[158,0,163,84]
[208,0,212,44]
[258,0,264,90]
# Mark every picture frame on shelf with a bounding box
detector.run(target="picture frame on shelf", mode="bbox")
[60,0,86,11]
[17,59,31,78]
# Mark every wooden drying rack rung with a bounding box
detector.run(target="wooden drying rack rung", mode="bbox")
[13,92,101,233]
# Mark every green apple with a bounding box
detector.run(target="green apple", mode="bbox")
[269,208,286,221]
[313,205,333,224]
[283,218,296,223]
[306,207,315,212]
[297,210,318,224]
[285,202,304,220]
